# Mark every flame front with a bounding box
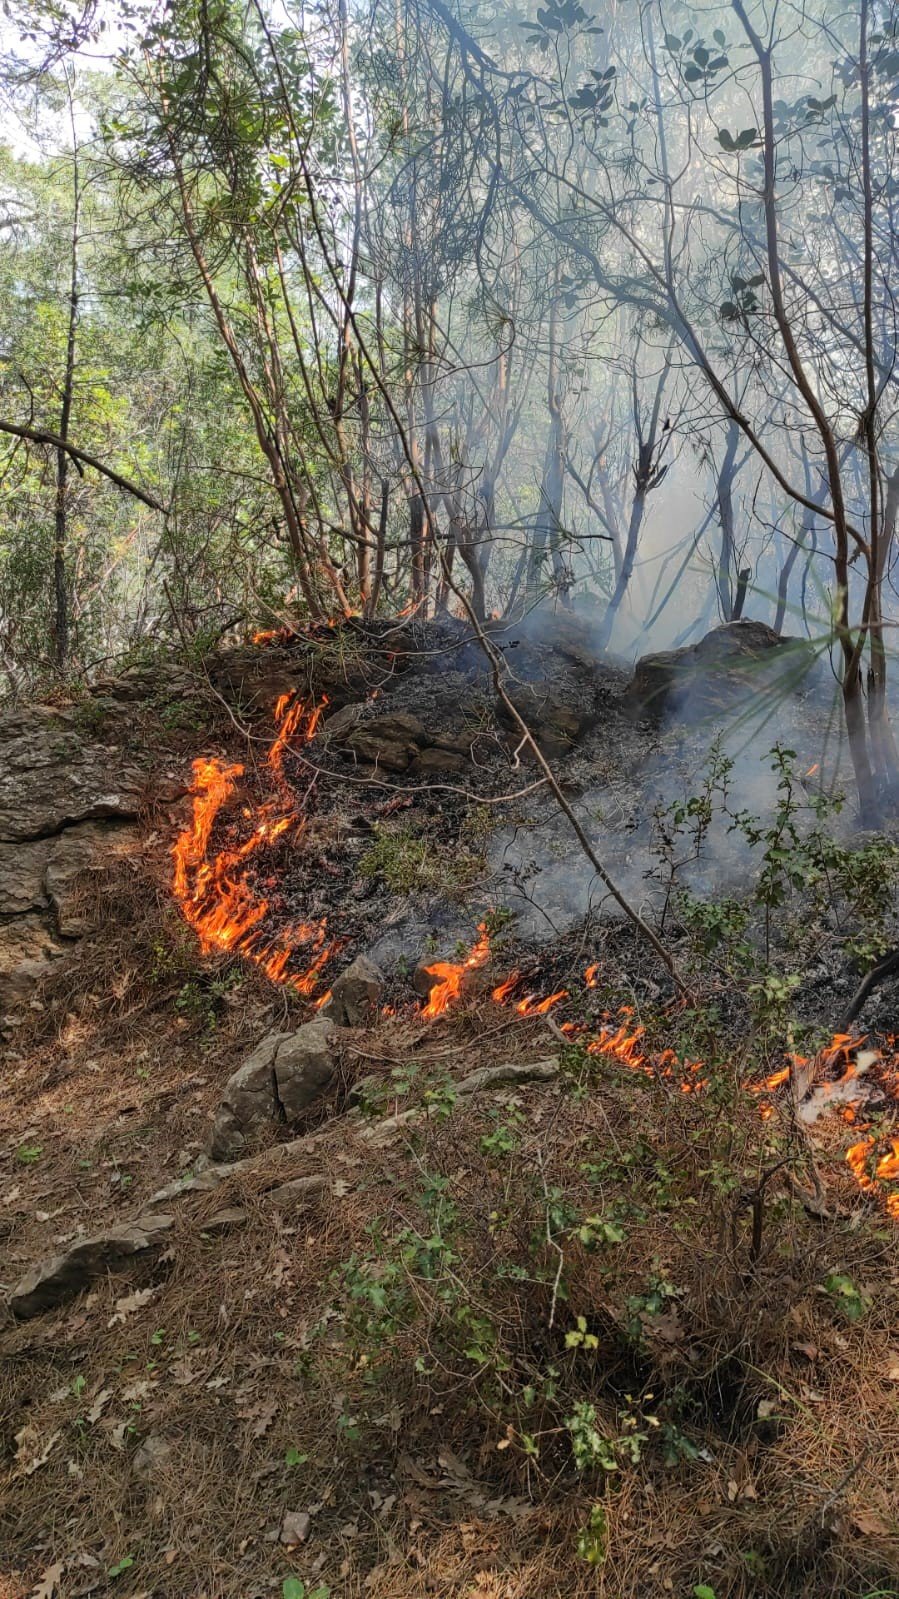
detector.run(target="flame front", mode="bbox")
[171,694,337,997]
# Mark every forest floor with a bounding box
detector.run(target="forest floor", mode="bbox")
[2,626,899,1599]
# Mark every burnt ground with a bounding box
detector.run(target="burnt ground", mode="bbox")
[1,617,899,1599]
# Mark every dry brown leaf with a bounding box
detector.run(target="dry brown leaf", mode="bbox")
[86,1389,112,1424]
[120,1379,153,1403]
[107,1287,157,1328]
[15,1425,60,1477]
[245,1396,277,1438]
[792,1342,818,1362]
[31,1562,65,1599]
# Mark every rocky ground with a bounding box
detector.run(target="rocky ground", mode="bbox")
[1,614,898,1599]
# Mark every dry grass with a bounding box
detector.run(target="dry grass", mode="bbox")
[1,866,899,1599]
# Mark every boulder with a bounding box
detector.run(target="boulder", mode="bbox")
[0,705,142,1019]
[323,954,384,1026]
[273,1017,336,1120]
[0,709,142,842]
[210,1020,337,1160]
[0,914,67,1012]
[499,683,593,758]
[409,747,468,776]
[628,619,812,722]
[0,838,53,915]
[8,1213,174,1319]
[209,1032,283,1160]
[343,712,428,772]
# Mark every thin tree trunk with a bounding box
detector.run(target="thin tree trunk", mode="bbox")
[53,87,80,671]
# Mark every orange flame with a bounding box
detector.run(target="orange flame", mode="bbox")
[421,923,491,1019]
[171,694,337,997]
[516,988,568,1016]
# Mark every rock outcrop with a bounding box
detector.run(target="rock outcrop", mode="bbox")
[0,705,142,1026]
[628,619,813,722]
[8,1212,174,1319]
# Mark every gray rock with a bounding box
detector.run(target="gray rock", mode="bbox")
[455,1059,559,1095]
[323,954,384,1026]
[0,914,67,1012]
[280,1509,311,1545]
[628,619,814,722]
[209,1031,284,1160]
[0,838,52,914]
[410,747,468,776]
[0,714,142,843]
[201,1207,247,1234]
[210,1021,337,1160]
[273,1018,336,1120]
[8,1213,174,1319]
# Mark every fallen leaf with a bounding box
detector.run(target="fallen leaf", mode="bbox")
[791,1342,818,1362]
[108,1287,157,1328]
[243,1396,277,1438]
[121,1379,153,1402]
[15,1425,60,1476]
[30,1562,65,1599]
[86,1389,112,1424]
[850,1508,891,1536]
[885,1353,899,1382]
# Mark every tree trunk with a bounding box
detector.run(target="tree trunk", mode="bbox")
[53,101,80,671]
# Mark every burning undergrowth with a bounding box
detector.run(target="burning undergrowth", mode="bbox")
[167,643,899,1220]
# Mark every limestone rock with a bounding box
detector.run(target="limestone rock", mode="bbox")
[499,683,593,758]
[0,914,67,1012]
[0,712,142,843]
[209,1032,283,1161]
[8,1213,174,1319]
[273,1017,336,1120]
[323,954,384,1026]
[0,839,53,915]
[210,1021,337,1160]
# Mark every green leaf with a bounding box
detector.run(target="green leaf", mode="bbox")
[282,1581,306,1599]
[109,1557,135,1579]
[664,32,681,50]
[694,1587,717,1599]
[285,1446,309,1467]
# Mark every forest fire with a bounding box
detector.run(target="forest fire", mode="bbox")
[172,695,899,1221]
